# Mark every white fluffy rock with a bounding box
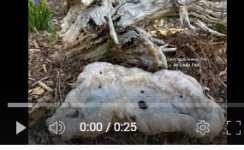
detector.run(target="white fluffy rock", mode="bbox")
[46,62,226,140]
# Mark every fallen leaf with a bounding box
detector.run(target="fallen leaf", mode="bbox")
[32,87,45,95]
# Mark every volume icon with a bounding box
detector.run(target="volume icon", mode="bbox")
[49,121,65,135]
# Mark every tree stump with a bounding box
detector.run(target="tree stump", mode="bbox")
[55,0,226,70]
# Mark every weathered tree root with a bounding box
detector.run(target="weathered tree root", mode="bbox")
[55,0,226,70]
[57,27,169,70]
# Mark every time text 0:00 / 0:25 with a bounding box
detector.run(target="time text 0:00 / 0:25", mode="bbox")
[79,122,137,132]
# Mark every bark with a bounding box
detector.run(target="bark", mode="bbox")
[55,0,227,70]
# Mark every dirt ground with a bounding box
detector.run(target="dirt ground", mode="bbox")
[28,0,227,144]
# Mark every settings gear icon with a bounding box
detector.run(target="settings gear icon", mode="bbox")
[196,120,210,136]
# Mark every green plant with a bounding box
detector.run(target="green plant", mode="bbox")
[47,21,58,44]
[105,37,115,58]
[212,24,227,34]
[28,0,52,32]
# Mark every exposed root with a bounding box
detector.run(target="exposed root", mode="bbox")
[179,6,196,31]
[194,19,226,37]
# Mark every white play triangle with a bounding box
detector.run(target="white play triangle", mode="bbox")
[16,121,26,135]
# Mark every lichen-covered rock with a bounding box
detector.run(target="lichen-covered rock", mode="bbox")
[46,62,225,140]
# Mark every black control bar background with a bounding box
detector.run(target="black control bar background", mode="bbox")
[0,0,28,144]
[227,0,244,144]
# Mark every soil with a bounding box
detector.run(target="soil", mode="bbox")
[28,0,227,145]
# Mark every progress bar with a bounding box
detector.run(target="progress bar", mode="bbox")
[6,102,243,108]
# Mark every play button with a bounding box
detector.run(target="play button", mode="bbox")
[16,121,26,135]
